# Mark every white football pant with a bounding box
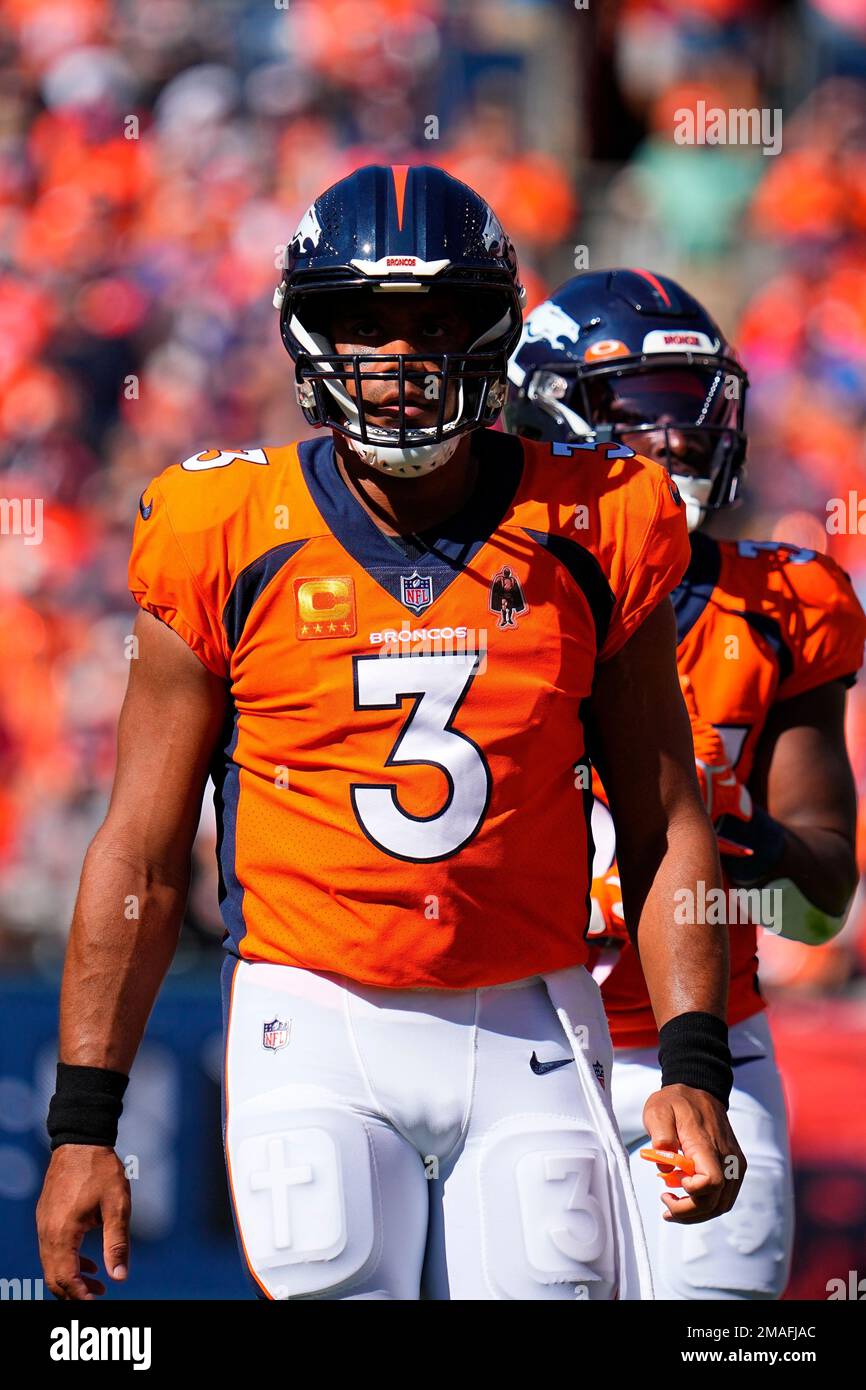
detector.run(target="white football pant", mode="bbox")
[612,1011,794,1299]
[222,959,653,1300]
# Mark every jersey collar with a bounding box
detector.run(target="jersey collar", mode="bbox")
[297,431,524,615]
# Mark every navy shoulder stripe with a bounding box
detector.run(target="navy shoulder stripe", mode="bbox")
[521,527,615,652]
[672,531,721,643]
[222,539,309,651]
[741,610,794,683]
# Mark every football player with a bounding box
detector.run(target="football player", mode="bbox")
[37,173,744,1302]
[505,267,866,1299]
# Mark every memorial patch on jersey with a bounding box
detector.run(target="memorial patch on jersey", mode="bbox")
[294,576,357,639]
[489,566,528,630]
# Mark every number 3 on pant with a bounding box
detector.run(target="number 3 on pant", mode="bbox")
[350,651,492,863]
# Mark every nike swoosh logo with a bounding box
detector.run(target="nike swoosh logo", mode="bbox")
[139,493,153,520]
[530,1051,575,1075]
[731,1054,766,1068]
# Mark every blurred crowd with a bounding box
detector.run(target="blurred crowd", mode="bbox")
[2,0,866,992]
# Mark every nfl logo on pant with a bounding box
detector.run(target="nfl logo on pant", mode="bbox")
[262,1017,291,1051]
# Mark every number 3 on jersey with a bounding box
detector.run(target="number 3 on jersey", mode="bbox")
[350,651,491,862]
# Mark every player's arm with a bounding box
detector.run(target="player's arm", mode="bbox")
[740,679,858,933]
[36,610,228,1299]
[590,598,726,1024]
[589,597,746,1223]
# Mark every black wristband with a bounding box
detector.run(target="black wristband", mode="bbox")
[658,1011,733,1109]
[47,1063,129,1151]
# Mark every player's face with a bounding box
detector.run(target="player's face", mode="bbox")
[585,366,737,479]
[314,287,476,430]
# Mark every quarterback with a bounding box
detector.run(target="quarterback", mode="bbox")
[506,267,866,1299]
[37,169,744,1301]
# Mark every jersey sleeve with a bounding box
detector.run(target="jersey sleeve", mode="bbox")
[128,475,231,678]
[597,463,691,662]
[775,550,866,700]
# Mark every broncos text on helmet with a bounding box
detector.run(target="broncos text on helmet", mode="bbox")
[504,268,748,531]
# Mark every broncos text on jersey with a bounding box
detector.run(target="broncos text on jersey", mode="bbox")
[129,430,689,989]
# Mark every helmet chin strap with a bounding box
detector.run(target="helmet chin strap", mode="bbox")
[671,474,713,532]
[346,434,460,477]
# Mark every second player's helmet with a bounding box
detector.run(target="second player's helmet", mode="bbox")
[275,164,525,477]
[504,269,748,530]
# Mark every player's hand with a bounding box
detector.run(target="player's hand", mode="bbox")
[586,867,628,949]
[642,1085,746,1223]
[36,1145,131,1299]
[680,676,752,854]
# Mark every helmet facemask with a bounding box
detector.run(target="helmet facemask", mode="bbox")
[278,281,522,477]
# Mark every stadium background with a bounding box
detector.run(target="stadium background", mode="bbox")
[1,0,865,1299]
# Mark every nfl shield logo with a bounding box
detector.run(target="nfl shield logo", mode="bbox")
[400,570,433,614]
[262,1017,290,1052]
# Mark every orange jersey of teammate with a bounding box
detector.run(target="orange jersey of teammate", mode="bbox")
[598,531,866,1047]
[128,431,688,989]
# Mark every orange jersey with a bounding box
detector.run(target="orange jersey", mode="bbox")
[128,431,688,988]
[599,532,866,1048]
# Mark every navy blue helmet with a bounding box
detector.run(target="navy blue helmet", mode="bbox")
[275,164,525,476]
[504,268,748,528]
